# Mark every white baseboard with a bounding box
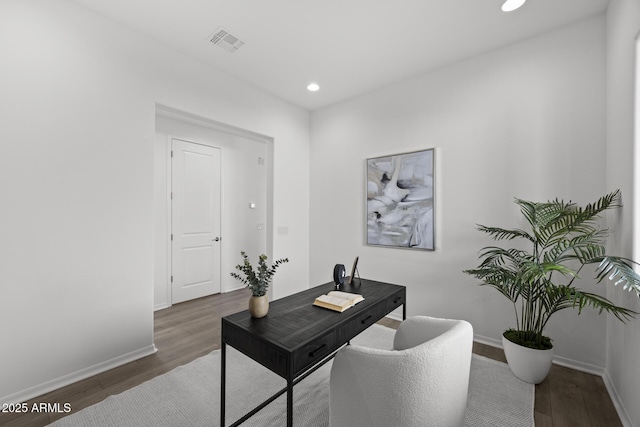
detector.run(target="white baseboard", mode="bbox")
[602,371,633,427]
[473,334,502,349]
[473,333,603,374]
[154,302,171,311]
[224,285,245,293]
[1,344,158,406]
[552,354,603,376]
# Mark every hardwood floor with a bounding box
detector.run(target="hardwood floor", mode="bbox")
[1,289,622,426]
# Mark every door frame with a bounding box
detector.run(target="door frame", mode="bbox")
[156,104,275,310]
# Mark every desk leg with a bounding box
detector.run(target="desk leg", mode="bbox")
[403,303,406,320]
[287,378,293,427]
[221,343,226,427]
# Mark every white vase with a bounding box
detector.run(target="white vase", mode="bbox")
[502,334,553,384]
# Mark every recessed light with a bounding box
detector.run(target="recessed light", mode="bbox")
[307,82,320,92]
[502,0,526,12]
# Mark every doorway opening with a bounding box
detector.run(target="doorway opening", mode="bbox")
[154,104,274,310]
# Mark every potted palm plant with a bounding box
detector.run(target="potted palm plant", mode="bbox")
[464,190,640,383]
[230,251,289,318]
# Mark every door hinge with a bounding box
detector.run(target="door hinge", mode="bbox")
[171,234,173,241]
[171,275,173,283]
[171,150,174,158]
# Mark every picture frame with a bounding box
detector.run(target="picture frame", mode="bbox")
[366,148,435,250]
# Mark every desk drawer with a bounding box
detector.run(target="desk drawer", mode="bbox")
[388,291,405,312]
[293,331,337,375]
[336,302,388,343]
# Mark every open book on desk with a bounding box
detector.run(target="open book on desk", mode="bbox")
[313,291,364,312]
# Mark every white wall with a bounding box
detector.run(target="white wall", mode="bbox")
[310,16,610,369]
[605,1,640,425]
[153,115,270,310]
[0,0,310,404]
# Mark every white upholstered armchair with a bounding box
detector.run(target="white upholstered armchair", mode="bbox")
[329,316,473,427]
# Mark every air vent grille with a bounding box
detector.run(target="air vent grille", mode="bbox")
[209,27,245,53]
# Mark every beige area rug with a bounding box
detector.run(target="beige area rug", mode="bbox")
[50,324,534,426]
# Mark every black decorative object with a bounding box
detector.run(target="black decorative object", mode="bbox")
[333,264,346,286]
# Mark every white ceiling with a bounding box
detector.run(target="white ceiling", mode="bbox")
[71,0,610,111]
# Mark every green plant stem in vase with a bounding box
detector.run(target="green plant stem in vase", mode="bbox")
[230,251,289,318]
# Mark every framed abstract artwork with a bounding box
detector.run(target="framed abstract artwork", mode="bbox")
[366,148,435,250]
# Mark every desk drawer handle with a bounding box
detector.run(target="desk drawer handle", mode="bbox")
[309,344,327,358]
[360,315,372,324]
[393,297,402,304]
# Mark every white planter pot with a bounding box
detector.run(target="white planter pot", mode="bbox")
[502,334,553,384]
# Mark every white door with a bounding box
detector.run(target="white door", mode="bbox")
[171,139,221,304]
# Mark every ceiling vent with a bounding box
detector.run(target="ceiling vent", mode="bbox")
[208,27,245,53]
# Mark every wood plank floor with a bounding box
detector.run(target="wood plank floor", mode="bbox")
[1,289,621,426]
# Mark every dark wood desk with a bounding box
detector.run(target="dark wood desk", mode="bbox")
[220,278,406,426]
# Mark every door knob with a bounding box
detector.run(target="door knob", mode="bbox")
[213,237,221,242]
